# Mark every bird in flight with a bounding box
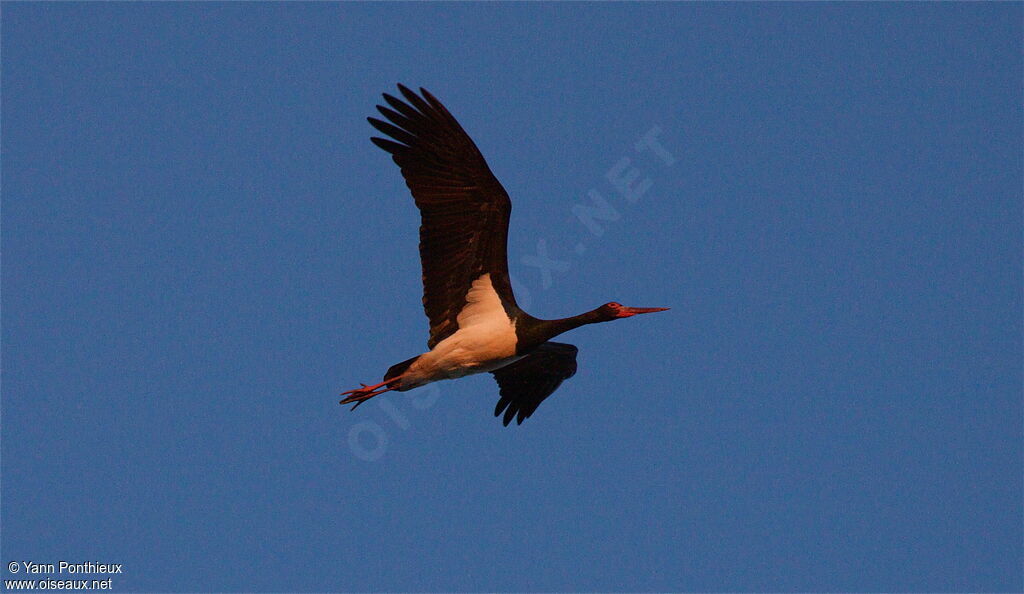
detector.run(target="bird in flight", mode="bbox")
[341,85,668,425]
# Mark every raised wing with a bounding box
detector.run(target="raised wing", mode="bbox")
[491,342,578,426]
[369,85,516,349]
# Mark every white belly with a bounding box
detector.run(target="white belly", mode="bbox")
[404,273,521,386]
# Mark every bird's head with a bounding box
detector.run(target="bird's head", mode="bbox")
[597,302,670,321]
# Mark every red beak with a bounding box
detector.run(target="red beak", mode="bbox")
[619,306,670,317]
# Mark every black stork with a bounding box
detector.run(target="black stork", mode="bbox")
[341,85,668,425]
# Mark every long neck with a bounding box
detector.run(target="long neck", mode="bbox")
[515,309,605,353]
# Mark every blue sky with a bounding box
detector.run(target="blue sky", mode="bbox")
[3,3,1021,592]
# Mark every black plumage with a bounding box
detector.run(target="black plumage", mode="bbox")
[341,85,668,424]
[368,85,518,349]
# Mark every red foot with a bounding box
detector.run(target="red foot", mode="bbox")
[340,379,398,410]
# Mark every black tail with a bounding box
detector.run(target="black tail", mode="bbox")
[384,355,418,383]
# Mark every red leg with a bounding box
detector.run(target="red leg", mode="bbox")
[340,377,401,410]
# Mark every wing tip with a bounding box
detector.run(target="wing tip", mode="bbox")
[366,116,392,134]
[370,136,407,154]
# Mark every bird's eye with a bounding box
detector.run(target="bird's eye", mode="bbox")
[608,302,621,308]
